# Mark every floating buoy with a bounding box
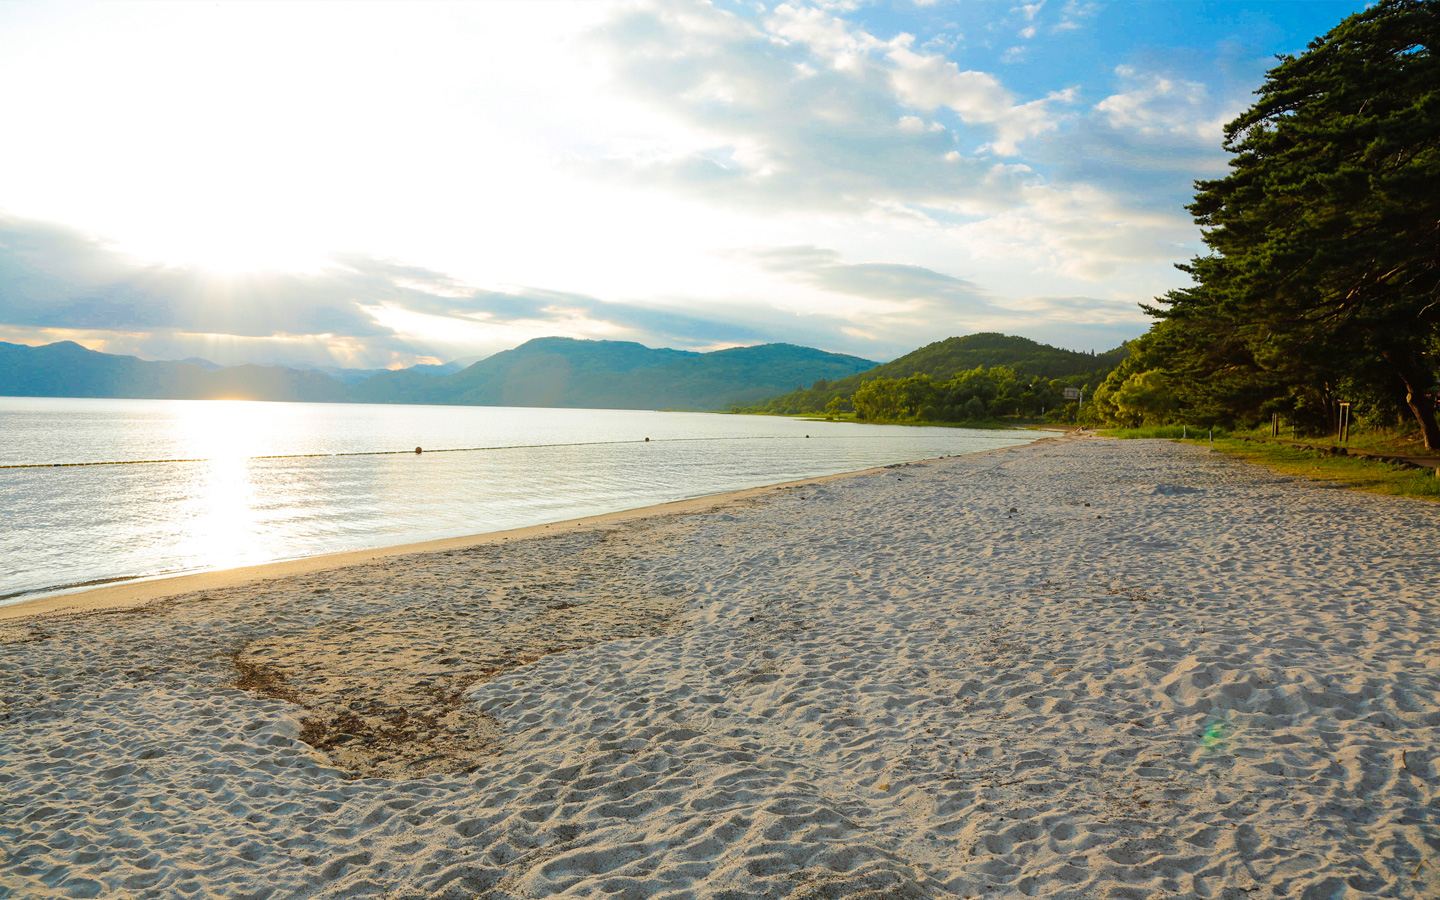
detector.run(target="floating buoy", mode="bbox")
[415,446,423,454]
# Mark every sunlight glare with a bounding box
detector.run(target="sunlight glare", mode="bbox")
[170,399,284,571]
[185,453,263,572]
[181,399,272,461]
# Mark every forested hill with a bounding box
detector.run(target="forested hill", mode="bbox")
[0,337,876,411]
[861,333,1126,382]
[351,337,877,410]
[748,333,1127,416]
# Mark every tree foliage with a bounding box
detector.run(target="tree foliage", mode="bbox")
[1145,0,1440,446]
[847,366,1075,423]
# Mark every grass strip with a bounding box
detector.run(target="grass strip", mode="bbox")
[1099,426,1440,501]
[1203,436,1439,502]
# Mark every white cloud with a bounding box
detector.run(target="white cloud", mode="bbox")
[576,0,1038,216]
[568,4,1199,303]
[738,244,993,313]
[1055,0,1100,32]
[767,2,1071,156]
[947,181,1197,281]
[1095,67,1229,141]
[885,45,1069,155]
[0,213,789,366]
[766,1,882,69]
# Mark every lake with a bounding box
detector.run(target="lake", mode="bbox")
[0,397,1040,605]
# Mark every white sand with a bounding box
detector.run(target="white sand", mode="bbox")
[2,436,1437,899]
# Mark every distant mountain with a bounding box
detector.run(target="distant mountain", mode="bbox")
[0,337,876,411]
[0,341,349,402]
[264,362,460,385]
[296,365,389,385]
[411,361,467,375]
[350,337,877,410]
[749,333,1128,414]
[176,357,223,371]
[441,353,488,370]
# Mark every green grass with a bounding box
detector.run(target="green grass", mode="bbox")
[1229,424,1432,456]
[1098,424,1440,501]
[1197,436,1440,502]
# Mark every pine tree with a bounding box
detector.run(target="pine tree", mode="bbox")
[1151,0,1440,447]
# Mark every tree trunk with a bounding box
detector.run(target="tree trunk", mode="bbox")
[1320,387,1336,439]
[1395,367,1440,451]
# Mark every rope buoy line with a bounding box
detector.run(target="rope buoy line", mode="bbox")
[0,432,961,470]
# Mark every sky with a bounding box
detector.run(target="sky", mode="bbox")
[0,0,1371,370]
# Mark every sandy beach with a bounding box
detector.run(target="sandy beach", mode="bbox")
[2,435,1437,899]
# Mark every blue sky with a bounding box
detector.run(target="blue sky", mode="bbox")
[0,0,1369,370]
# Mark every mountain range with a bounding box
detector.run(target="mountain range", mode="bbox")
[0,337,876,412]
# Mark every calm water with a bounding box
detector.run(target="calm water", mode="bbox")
[0,397,1039,604]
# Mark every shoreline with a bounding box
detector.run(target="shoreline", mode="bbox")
[0,437,1056,623]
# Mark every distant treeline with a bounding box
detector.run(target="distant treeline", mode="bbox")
[744,333,1126,423]
[847,367,1079,423]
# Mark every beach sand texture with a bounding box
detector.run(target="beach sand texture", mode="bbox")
[2,437,1437,899]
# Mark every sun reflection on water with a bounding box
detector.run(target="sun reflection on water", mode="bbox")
[181,457,261,571]
[173,401,276,570]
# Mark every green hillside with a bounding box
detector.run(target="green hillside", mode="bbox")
[859,333,1125,381]
[749,333,1127,416]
